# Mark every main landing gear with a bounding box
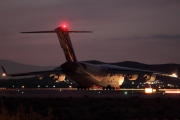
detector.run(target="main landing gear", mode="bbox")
[77,85,89,90]
[103,86,115,90]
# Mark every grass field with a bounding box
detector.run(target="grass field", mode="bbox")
[0,96,179,120]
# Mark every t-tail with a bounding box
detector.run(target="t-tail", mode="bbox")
[21,26,92,62]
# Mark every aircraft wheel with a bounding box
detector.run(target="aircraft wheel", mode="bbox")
[77,86,80,90]
[106,85,111,90]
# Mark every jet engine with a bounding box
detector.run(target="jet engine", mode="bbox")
[126,74,138,80]
[143,74,156,82]
[50,74,65,82]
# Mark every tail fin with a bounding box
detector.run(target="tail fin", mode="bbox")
[21,27,92,62]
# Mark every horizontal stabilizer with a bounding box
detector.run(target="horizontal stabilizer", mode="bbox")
[21,31,55,33]
[21,31,92,33]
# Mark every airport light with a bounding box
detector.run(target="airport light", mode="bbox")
[152,89,156,92]
[166,73,178,78]
[145,88,153,93]
[171,73,178,78]
[165,91,180,93]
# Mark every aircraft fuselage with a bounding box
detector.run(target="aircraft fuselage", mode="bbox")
[61,62,124,88]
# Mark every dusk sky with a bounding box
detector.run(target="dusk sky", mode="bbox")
[0,0,180,66]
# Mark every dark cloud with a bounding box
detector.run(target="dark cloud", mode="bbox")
[149,34,180,40]
[109,34,180,41]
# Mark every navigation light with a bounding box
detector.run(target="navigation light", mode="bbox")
[171,73,178,78]
[2,73,6,77]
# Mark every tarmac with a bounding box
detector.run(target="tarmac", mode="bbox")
[1,88,180,98]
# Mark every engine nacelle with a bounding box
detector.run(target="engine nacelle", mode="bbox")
[56,74,65,82]
[143,74,156,82]
[38,76,43,80]
[126,74,138,80]
[50,74,65,82]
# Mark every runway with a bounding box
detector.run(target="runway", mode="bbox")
[1,88,180,98]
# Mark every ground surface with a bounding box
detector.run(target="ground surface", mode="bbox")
[0,96,180,120]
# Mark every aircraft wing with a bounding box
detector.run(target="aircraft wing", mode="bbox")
[1,65,62,77]
[105,65,178,78]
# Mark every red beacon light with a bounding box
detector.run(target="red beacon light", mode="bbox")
[63,25,66,28]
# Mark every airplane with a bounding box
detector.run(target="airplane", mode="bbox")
[1,25,178,90]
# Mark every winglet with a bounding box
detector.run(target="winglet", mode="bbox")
[1,65,7,77]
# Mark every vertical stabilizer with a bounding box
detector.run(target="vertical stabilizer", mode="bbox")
[55,27,77,62]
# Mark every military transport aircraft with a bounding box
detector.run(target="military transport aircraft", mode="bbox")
[1,25,178,90]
